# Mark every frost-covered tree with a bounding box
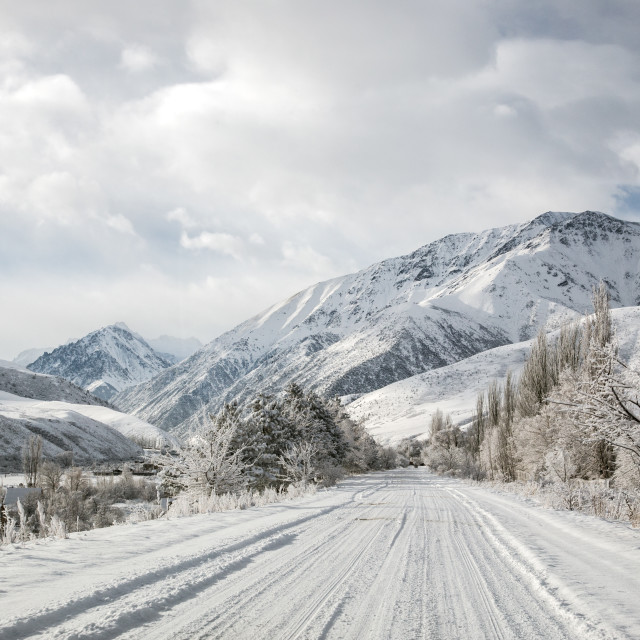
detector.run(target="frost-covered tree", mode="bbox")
[157,409,249,496]
[469,393,486,454]
[558,348,639,470]
[282,384,348,468]
[549,283,622,479]
[497,371,517,481]
[278,441,318,487]
[248,393,300,488]
[518,330,554,418]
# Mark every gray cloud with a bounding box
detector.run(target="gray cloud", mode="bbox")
[1,0,640,357]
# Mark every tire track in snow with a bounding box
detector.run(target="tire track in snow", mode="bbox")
[0,505,343,640]
[2,471,636,639]
[447,487,620,640]
[129,501,384,640]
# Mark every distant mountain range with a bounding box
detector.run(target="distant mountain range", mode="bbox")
[14,330,202,401]
[112,211,640,435]
[146,335,203,364]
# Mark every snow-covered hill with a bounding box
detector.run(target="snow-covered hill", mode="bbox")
[347,306,640,444]
[0,391,143,471]
[0,366,111,407]
[0,366,178,471]
[28,323,173,401]
[115,211,640,434]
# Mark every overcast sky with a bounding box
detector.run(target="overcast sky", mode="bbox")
[2,0,640,359]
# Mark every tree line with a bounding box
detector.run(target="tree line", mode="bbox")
[157,383,397,502]
[405,283,640,520]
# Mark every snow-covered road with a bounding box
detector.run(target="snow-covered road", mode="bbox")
[2,469,640,639]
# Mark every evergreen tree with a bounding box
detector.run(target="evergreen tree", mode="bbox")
[249,393,300,487]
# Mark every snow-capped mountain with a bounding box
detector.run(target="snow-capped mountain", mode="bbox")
[115,211,640,434]
[147,335,203,364]
[28,323,173,401]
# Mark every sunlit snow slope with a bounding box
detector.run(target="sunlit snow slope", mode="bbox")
[116,211,640,433]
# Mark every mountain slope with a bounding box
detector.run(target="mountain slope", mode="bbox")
[28,323,173,401]
[0,391,143,471]
[346,306,640,444]
[115,211,640,433]
[0,367,178,471]
[0,366,111,406]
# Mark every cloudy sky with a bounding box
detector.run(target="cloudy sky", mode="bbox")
[2,0,640,359]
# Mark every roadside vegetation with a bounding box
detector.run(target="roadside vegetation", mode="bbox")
[155,384,397,517]
[1,384,396,545]
[1,456,160,545]
[406,282,640,525]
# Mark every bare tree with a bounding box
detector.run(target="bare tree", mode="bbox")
[40,461,64,495]
[22,435,42,487]
[156,412,249,497]
[65,467,88,493]
[278,442,318,487]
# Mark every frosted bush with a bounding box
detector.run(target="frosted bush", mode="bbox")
[49,514,67,539]
[166,483,319,519]
[483,478,640,526]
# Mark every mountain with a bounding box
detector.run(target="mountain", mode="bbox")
[146,335,203,364]
[115,211,640,434]
[28,323,173,401]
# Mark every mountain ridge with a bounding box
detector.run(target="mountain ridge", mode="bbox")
[114,210,640,434]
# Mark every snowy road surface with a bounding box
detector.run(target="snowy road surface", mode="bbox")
[2,469,640,639]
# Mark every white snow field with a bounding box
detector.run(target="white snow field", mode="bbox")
[2,469,639,639]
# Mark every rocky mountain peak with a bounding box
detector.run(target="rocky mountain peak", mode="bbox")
[28,323,173,401]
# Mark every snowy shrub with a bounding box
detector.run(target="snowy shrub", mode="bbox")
[166,483,318,519]
[49,514,67,539]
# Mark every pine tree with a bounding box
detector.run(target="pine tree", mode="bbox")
[249,393,300,487]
